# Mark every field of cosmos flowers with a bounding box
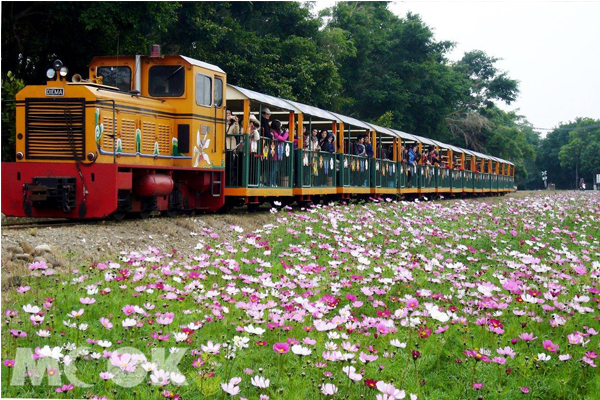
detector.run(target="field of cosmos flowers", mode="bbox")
[2,192,599,400]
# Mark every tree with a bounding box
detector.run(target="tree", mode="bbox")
[446,50,519,151]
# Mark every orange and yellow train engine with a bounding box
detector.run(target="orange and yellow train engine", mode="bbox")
[2,52,228,219]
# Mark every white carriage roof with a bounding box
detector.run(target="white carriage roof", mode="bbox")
[181,55,226,74]
[227,85,299,112]
[225,84,514,165]
[365,123,399,138]
[329,112,373,131]
[282,99,340,122]
[389,129,420,142]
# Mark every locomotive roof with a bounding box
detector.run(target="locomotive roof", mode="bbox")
[180,55,225,73]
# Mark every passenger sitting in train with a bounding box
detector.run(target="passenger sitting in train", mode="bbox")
[422,149,431,165]
[431,149,440,166]
[225,109,240,150]
[309,129,320,151]
[364,135,374,158]
[318,130,328,150]
[354,136,366,156]
[248,116,261,153]
[322,132,336,153]
[261,107,272,139]
[408,145,416,165]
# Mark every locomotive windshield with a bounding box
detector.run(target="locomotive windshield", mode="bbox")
[149,65,185,97]
[97,66,131,92]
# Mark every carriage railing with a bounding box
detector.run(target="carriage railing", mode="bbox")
[399,162,407,188]
[419,164,436,189]
[225,133,246,187]
[233,137,293,189]
[400,162,419,189]
[437,166,451,188]
[296,149,337,188]
[463,170,472,190]
[372,158,398,188]
[339,154,370,188]
[451,169,463,190]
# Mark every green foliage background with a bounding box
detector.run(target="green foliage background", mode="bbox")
[1,1,597,188]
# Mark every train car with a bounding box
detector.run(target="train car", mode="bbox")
[1,50,515,219]
[2,49,227,219]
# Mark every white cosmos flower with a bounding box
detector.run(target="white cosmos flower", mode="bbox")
[233,336,250,349]
[140,362,158,372]
[251,375,270,388]
[538,353,551,362]
[150,369,170,386]
[389,339,407,348]
[23,304,41,314]
[122,318,137,328]
[39,346,63,360]
[170,372,186,385]
[173,332,188,343]
[68,309,84,318]
[37,329,51,337]
[244,325,266,336]
[97,340,112,348]
[291,345,312,356]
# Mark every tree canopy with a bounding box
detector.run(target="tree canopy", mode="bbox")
[2,1,595,190]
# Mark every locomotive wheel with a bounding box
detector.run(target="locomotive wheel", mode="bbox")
[165,209,179,218]
[247,203,260,212]
[112,212,127,221]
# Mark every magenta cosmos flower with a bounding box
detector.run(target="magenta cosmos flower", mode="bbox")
[273,342,290,354]
[542,340,559,353]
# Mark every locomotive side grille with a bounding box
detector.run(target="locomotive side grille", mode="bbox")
[120,119,136,152]
[142,122,156,153]
[25,98,86,160]
[101,116,114,151]
[157,124,170,155]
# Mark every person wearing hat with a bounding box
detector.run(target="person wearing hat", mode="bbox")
[261,107,272,139]
[248,115,261,153]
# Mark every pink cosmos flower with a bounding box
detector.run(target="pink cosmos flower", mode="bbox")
[99,372,114,380]
[359,351,379,363]
[406,298,419,309]
[542,340,559,353]
[519,333,537,342]
[221,377,241,396]
[376,381,405,399]
[273,342,290,354]
[497,346,516,358]
[472,382,483,389]
[100,317,113,330]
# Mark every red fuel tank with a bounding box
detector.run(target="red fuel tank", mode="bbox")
[134,174,174,197]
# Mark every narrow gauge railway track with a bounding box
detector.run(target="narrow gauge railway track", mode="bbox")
[1,220,90,230]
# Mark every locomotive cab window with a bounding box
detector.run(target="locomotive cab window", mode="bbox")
[149,66,185,97]
[215,77,223,108]
[196,73,212,107]
[97,66,131,92]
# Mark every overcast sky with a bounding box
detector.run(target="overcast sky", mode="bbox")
[313,0,600,133]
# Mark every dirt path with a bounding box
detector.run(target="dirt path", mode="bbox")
[0,190,559,292]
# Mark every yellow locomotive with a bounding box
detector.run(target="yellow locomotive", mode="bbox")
[2,49,227,218]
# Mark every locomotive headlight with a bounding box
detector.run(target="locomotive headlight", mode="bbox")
[59,66,69,77]
[87,152,97,162]
[16,152,24,160]
[53,59,63,71]
[46,68,56,79]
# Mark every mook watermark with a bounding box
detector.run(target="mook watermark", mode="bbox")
[7,346,188,388]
